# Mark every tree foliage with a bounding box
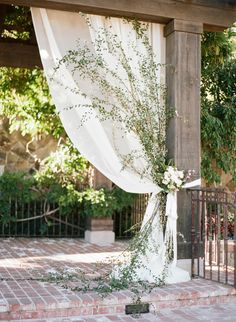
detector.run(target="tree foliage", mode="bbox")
[201,29,236,185]
[35,140,88,189]
[0,67,63,137]
[0,6,63,137]
[3,6,32,40]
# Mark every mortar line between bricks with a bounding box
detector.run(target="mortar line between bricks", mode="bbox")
[1,238,236,320]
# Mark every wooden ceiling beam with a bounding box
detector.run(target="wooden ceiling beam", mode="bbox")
[0,4,7,34]
[0,42,42,68]
[0,0,235,31]
[175,0,236,10]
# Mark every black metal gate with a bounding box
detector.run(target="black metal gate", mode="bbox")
[190,188,236,287]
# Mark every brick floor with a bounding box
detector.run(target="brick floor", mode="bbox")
[0,238,236,321]
[201,264,234,286]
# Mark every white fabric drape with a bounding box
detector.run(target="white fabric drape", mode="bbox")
[31,8,164,193]
[31,8,192,283]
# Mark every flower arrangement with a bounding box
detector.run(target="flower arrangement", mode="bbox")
[162,166,185,192]
[162,167,196,193]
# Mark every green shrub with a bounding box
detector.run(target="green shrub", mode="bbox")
[0,171,38,224]
[81,187,136,218]
[35,140,88,189]
[0,171,137,224]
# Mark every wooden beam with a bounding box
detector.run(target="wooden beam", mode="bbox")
[175,0,236,10]
[203,24,227,32]
[0,42,42,68]
[165,19,202,259]
[0,0,235,31]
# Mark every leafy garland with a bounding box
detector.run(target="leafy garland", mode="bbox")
[58,19,169,185]
[55,16,188,290]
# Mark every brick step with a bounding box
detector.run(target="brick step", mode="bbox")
[0,278,235,321]
[11,298,236,322]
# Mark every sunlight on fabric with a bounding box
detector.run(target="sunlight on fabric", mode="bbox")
[40,49,49,59]
[31,8,193,284]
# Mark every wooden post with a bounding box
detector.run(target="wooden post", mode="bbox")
[164,20,202,261]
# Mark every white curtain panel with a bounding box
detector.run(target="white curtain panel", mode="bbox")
[31,8,191,284]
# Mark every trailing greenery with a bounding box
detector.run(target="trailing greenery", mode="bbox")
[0,8,234,309]
[58,18,170,188]
[0,8,235,188]
[201,29,236,185]
[56,16,189,290]
[39,265,164,313]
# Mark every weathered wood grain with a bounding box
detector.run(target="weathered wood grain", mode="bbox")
[0,42,42,68]
[0,0,235,30]
[165,20,202,259]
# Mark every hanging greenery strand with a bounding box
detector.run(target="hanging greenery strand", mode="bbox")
[55,16,189,287]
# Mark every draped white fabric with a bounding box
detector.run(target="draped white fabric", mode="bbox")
[31,8,191,283]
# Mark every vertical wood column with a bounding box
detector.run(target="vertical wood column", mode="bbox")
[164,20,202,259]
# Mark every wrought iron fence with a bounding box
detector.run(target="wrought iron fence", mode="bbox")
[113,194,148,239]
[0,194,148,239]
[190,188,236,287]
[0,198,85,238]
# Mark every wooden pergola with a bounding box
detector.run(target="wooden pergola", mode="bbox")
[0,1,235,69]
[0,0,235,265]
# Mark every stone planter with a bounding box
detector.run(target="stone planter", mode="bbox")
[85,217,115,244]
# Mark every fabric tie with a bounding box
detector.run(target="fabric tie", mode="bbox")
[165,178,201,220]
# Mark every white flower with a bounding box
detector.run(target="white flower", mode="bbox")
[162,166,185,192]
[175,178,183,187]
[162,179,169,185]
[167,166,175,175]
[177,170,184,179]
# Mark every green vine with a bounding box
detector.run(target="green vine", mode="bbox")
[57,18,170,187]
[54,16,188,293]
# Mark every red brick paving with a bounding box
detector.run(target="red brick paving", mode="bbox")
[0,238,236,321]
